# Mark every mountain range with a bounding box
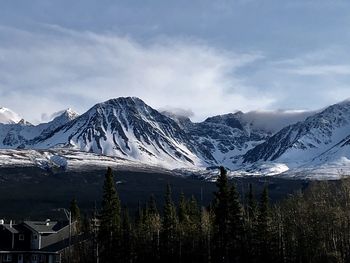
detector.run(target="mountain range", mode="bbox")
[0,97,350,179]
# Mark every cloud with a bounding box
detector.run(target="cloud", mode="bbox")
[158,107,194,119]
[287,65,350,76]
[1,25,350,125]
[274,49,350,76]
[41,108,75,123]
[242,110,317,133]
[239,46,350,111]
[0,25,273,123]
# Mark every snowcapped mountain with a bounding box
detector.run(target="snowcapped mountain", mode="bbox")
[31,97,215,168]
[0,108,79,148]
[243,100,350,168]
[0,107,22,124]
[184,112,270,167]
[47,108,79,123]
[1,97,350,178]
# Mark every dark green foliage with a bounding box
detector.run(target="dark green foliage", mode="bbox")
[148,194,158,215]
[92,167,350,263]
[178,193,201,262]
[69,198,81,232]
[213,166,231,262]
[246,183,258,222]
[213,167,244,262]
[121,207,134,263]
[161,183,178,262]
[227,184,243,262]
[178,192,187,223]
[244,183,258,262]
[70,198,81,222]
[98,167,121,263]
[256,186,273,263]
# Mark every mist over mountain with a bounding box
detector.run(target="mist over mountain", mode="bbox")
[241,110,316,134]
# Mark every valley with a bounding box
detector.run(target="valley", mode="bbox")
[0,165,307,219]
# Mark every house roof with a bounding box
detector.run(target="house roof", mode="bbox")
[1,224,19,234]
[23,221,60,234]
[42,233,88,253]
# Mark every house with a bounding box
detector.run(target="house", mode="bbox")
[0,219,76,263]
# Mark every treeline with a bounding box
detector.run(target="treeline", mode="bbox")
[72,167,350,263]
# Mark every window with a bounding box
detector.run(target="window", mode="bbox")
[3,254,12,262]
[19,234,24,240]
[55,254,61,263]
[32,255,38,261]
[33,234,38,240]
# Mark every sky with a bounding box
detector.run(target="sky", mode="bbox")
[1,0,350,123]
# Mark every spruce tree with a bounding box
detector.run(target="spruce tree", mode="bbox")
[145,194,161,261]
[200,207,213,263]
[247,183,257,222]
[178,192,189,262]
[70,198,81,232]
[188,195,200,223]
[244,183,258,262]
[134,202,147,262]
[227,184,243,262]
[162,184,178,262]
[148,194,158,215]
[121,207,133,263]
[99,167,121,263]
[178,192,188,224]
[256,186,272,263]
[185,195,201,263]
[213,166,230,262]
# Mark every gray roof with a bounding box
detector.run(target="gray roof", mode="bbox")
[23,221,60,234]
[2,224,19,234]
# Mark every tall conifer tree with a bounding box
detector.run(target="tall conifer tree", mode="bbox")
[213,166,230,262]
[99,167,121,263]
[70,198,81,232]
[256,186,272,263]
[227,184,243,262]
[162,184,178,261]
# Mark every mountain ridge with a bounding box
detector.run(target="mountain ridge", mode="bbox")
[0,97,349,178]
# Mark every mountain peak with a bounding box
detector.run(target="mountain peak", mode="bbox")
[103,97,147,109]
[50,108,79,122]
[17,119,32,126]
[90,97,155,119]
[63,108,79,120]
[204,113,244,130]
[0,107,22,124]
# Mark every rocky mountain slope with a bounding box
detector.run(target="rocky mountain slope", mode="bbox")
[243,100,350,166]
[29,98,215,168]
[0,97,350,178]
[0,109,79,148]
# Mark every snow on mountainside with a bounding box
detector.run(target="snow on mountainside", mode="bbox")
[243,100,350,168]
[184,112,270,167]
[0,107,22,124]
[46,108,79,123]
[32,97,215,168]
[1,97,350,178]
[0,109,78,148]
